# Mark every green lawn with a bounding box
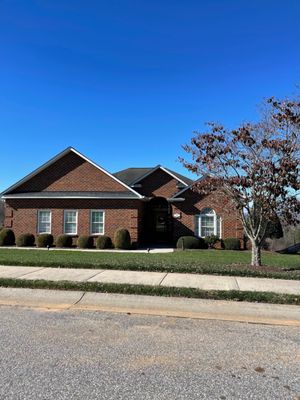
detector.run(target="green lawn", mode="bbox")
[0,248,299,279]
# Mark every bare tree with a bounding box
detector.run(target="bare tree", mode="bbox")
[181,97,300,266]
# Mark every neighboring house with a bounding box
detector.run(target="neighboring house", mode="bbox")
[0,147,244,245]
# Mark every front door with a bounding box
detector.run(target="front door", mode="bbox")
[153,209,169,242]
[143,197,173,244]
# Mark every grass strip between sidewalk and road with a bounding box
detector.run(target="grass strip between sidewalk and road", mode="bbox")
[0,278,299,305]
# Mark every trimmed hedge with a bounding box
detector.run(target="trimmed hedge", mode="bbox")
[114,228,131,249]
[55,234,73,248]
[16,233,35,247]
[204,235,219,248]
[198,237,208,249]
[176,236,208,249]
[223,237,241,250]
[96,235,112,249]
[77,235,94,249]
[177,236,198,249]
[0,228,15,246]
[37,234,54,248]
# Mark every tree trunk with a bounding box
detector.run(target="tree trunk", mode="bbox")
[251,240,262,267]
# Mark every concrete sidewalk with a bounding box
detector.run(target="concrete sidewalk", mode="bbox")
[0,265,299,295]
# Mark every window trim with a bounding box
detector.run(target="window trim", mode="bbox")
[37,210,52,234]
[195,208,222,238]
[90,210,105,235]
[63,210,78,235]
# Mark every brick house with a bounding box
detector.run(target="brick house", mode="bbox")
[1,147,244,246]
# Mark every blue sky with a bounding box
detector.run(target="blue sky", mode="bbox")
[0,0,299,192]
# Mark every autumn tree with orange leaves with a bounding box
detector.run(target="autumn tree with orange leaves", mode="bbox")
[181,97,300,266]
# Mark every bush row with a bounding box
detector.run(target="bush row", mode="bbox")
[176,235,241,250]
[0,228,131,250]
[223,237,241,250]
[0,228,242,251]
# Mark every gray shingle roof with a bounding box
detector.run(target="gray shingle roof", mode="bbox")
[114,167,193,186]
[113,168,153,185]
[2,191,140,199]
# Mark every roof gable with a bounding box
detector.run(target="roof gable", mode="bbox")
[114,166,193,187]
[163,167,194,186]
[171,176,208,198]
[1,147,143,198]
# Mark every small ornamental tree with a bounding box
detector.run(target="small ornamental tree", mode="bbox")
[181,97,300,266]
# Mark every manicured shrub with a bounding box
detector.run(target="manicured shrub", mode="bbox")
[77,235,94,249]
[114,228,131,249]
[204,235,219,248]
[16,233,35,247]
[223,237,241,250]
[55,234,73,248]
[198,237,208,249]
[176,236,200,249]
[0,228,15,246]
[37,234,54,248]
[96,235,112,249]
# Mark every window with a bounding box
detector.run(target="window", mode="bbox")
[90,210,104,235]
[38,210,51,234]
[195,208,221,238]
[64,210,78,234]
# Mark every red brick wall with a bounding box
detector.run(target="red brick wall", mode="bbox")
[137,169,180,198]
[4,192,244,245]
[12,152,127,193]
[4,199,142,244]
[171,189,244,242]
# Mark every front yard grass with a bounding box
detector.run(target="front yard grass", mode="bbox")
[0,248,299,280]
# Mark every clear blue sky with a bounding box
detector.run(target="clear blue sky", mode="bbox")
[1,0,299,192]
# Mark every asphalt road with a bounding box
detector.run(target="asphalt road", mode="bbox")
[0,306,299,400]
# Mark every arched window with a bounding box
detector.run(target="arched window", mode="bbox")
[195,208,221,238]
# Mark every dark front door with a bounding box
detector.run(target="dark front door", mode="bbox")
[143,197,173,244]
